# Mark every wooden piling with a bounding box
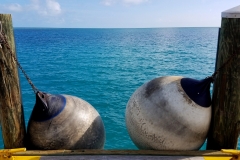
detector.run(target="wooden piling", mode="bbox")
[0,14,26,148]
[207,5,240,150]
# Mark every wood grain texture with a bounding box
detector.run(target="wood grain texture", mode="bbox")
[13,149,232,156]
[12,150,234,160]
[36,155,206,160]
[0,14,26,148]
[207,17,240,149]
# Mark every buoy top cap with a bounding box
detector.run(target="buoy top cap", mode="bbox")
[180,77,212,107]
[31,92,66,122]
[222,5,240,18]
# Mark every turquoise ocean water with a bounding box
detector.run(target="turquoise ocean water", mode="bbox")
[1,27,235,149]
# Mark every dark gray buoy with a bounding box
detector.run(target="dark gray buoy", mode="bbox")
[27,92,105,150]
[125,76,212,150]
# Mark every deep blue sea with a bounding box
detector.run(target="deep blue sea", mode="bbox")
[1,27,233,150]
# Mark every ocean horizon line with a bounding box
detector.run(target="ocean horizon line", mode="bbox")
[13,26,220,29]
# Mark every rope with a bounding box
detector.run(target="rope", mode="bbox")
[210,49,238,82]
[0,21,3,48]
[0,21,2,33]
[0,22,39,94]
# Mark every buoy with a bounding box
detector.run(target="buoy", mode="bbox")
[27,92,105,150]
[125,76,212,150]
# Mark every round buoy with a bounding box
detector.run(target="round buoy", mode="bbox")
[125,76,212,150]
[27,92,105,150]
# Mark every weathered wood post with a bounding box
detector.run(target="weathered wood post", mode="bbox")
[0,14,26,148]
[207,5,240,150]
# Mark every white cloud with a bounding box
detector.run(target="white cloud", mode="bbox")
[4,3,23,12]
[122,0,149,5]
[46,0,61,15]
[29,0,40,10]
[102,0,149,6]
[28,0,62,16]
[102,0,116,6]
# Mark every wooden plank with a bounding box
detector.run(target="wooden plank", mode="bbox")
[0,14,26,148]
[37,155,206,160]
[12,150,234,160]
[14,150,232,156]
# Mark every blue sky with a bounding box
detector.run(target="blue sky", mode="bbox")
[0,0,239,28]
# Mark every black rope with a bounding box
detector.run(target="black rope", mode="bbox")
[0,28,39,94]
[209,48,238,82]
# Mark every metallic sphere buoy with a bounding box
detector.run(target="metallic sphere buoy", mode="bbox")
[27,92,105,150]
[125,76,212,150]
